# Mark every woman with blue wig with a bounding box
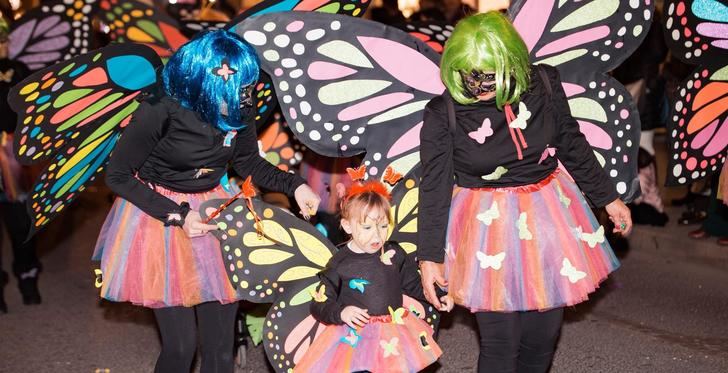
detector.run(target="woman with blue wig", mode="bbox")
[417,12,632,372]
[93,30,320,372]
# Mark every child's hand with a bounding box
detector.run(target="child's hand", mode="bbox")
[340,306,370,329]
[438,295,454,312]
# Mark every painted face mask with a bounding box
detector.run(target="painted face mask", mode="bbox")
[460,70,496,97]
[239,84,254,109]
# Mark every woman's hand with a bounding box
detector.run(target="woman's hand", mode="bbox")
[439,295,455,312]
[605,198,633,236]
[294,184,321,220]
[340,306,370,329]
[182,211,219,238]
[420,260,448,310]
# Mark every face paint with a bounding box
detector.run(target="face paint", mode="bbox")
[460,70,496,98]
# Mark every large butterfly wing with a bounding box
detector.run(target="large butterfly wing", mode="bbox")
[232,12,443,182]
[99,0,189,58]
[511,0,654,201]
[9,0,100,71]
[662,0,728,185]
[8,44,163,235]
[200,197,336,371]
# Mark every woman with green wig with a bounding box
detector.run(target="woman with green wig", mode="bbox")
[417,11,632,372]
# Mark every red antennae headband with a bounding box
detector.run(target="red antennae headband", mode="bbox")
[342,165,397,203]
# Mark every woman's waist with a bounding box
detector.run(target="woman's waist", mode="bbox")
[455,167,559,192]
[136,175,227,195]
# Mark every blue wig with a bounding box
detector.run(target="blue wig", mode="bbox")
[163,30,260,132]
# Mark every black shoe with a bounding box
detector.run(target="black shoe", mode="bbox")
[17,268,41,305]
[0,272,8,314]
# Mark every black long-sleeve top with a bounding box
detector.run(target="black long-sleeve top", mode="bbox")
[418,65,618,263]
[105,95,306,224]
[310,242,425,325]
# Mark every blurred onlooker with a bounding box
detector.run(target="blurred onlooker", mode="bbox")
[629,148,668,226]
[370,0,406,25]
[0,19,42,314]
[444,0,476,24]
[688,173,728,246]
[410,0,447,22]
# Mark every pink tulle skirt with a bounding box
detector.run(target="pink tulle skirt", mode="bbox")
[445,171,619,312]
[294,310,442,373]
[92,184,237,308]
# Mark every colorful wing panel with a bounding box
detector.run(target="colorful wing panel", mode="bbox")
[663,0,728,185]
[9,0,100,70]
[99,0,188,58]
[8,44,163,234]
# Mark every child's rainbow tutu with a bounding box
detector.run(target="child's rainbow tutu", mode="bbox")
[445,171,619,312]
[294,310,442,373]
[93,184,237,308]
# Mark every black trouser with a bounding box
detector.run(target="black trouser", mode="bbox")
[475,308,564,373]
[0,201,39,279]
[153,302,238,373]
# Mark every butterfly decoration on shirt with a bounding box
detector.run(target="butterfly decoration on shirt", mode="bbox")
[258,112,306,173]
[8,0,99,71]
[8,44,162,235]
[199,194,440,372]
[662,0,728,185]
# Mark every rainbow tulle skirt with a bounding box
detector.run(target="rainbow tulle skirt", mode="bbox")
[445,171,619,312]
[92,184,237,308]
[294,310,442,372]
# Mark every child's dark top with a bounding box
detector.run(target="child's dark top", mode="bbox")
[310,242,424,325]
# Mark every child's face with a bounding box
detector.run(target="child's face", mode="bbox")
[342,207,390,254]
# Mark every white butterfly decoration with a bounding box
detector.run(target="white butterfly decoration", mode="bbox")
[578,225,605,248]
[508,102,532,130]
[476,201,500,226]
[560,258,586,284]
[517,212,533,240]
[482,166,509,181]
[555,184,571,207]
[380,249,395,265]
[380,337,400,357]
[476,251,506,270]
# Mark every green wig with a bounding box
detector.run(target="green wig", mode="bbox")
[440,11,531,109]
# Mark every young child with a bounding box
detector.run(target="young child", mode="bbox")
[294,178,453,372]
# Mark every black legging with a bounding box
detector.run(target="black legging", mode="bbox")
[0,201,40,278]
[475,308,564,373]
[153,301,238,373]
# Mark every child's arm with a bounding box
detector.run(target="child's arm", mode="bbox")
[398,244,454,312]
[309,267,346,325]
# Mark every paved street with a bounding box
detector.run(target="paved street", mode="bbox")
[1,187,727,373]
